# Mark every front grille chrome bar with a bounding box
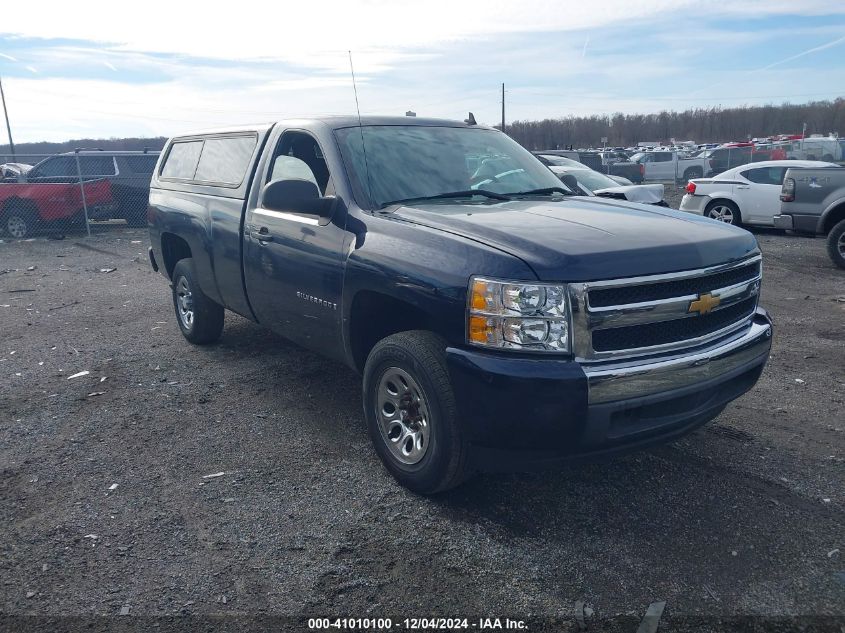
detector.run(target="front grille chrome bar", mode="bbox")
[569,255,762,362]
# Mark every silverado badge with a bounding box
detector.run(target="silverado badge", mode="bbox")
[688,292,721,316]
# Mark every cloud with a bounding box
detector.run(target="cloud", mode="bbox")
[0,0,699,71]
[758,34,845,70]
[1,0,844,142]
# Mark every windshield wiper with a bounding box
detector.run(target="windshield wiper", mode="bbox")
[379,189,511,209]
[505,187,571,197]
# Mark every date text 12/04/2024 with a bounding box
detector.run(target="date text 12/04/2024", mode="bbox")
[307,618,527,630]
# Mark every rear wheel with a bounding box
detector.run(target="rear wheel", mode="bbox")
[171,258,224,344]
[705,200,741,226]
[827,219,845,270]
[822,154,834,162]
[363,331,471,494]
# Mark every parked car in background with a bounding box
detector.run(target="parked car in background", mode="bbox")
[779,136,843,162]
[0,162,32,182]
[23,150,160,226]
[630,150,709,181]
[776,164,845,268]
[0,177,114,238]
[536,154,668,206]
[535,151,644,183]
[701,146,752,175]
[599,150,629,165]
[679,160,839,227]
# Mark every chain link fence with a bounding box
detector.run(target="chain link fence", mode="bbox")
[0,150,159,239]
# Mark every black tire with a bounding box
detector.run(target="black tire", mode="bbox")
[822,154,834,162]
[827,219,845,270]
[171,258,224,344]
[2,204,38,238]
[683,167,703,180]
[704,199,742,226]
[806,154,817,161]
[363,331,471,494]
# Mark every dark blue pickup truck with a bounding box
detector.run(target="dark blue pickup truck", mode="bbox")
[147,116,772,493]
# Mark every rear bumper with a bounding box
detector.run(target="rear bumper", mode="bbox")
[679,194,708,215]
[446,308,772,471]
[773,213,820,233]
[772,214,793,230]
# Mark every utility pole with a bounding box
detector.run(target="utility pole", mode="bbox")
[0,73,15,160]
[501,83,505,134]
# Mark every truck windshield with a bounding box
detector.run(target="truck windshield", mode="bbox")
[335,125,569,209]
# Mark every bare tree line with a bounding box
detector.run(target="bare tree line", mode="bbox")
[505,99,845,149]
[1,137,167,161]
[3,99,845,161]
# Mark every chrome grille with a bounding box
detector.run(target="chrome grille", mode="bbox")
[568,255,762,361]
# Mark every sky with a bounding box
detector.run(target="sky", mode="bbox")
[1,0,844,143]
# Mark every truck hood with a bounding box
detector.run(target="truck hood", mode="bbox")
[392,197,758,281]
[593,183,665,204]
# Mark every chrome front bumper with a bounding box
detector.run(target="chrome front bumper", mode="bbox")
[584,310,772,404]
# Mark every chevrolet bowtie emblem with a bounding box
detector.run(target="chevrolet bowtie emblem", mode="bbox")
[688,292,721,315]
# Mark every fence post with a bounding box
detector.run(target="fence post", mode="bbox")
[74,150,91,238]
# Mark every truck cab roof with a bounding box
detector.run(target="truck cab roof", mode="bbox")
[175,116,493,140]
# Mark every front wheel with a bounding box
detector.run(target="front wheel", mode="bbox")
[171,258,224,344]
[705,200,741,226]
[827,219,845,270]
[363,331,471,494]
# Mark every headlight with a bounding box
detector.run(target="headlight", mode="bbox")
[467,277,570,352]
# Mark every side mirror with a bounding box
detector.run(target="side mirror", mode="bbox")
[262,179,334,219]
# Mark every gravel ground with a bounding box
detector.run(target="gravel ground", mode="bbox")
[0,226,843,632]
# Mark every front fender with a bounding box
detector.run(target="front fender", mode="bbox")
[340,212,535,368]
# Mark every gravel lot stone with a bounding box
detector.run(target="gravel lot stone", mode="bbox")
[0,226,843,631]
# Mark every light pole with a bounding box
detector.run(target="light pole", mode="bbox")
[0,73,15,160]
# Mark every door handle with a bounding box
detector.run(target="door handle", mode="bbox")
[251,226,273,242]
[737,185,750,189]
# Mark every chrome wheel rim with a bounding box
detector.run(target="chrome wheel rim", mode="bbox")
[7,215,27,238]
[838,232,845,258]
[176,276,194,330]
[375,367,431,465]
[709,205,734,224]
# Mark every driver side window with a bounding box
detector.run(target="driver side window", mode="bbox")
[267,131,332,196]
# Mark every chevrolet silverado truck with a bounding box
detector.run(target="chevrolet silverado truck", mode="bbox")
[148,117,773,494]
[777,165,845,269]
[0,177,114,238]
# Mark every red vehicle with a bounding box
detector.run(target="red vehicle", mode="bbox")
[0,178,114,238]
